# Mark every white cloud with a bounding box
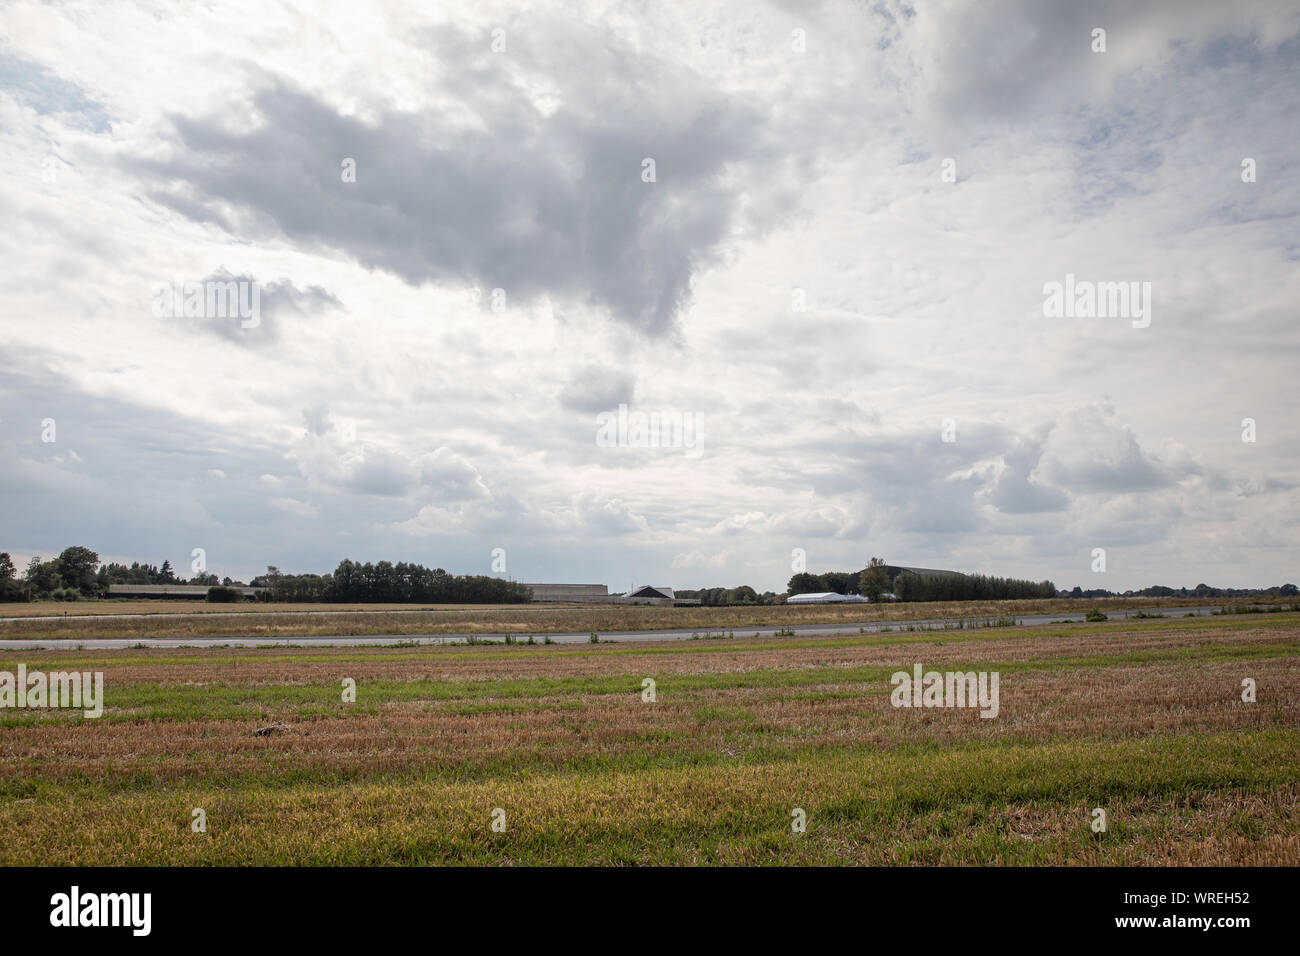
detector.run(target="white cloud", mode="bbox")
[269,497,319,517]
[2,0,1298,591]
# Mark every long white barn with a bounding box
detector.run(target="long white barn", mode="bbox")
[786,591,869,604]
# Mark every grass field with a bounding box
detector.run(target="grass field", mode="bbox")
[0,595,1275,641]
[1,613,1296,865]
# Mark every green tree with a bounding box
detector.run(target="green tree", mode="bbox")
[25,556,64,595]
[786,572,825,596]
[57,546,101,594]
[858,557,890,603]
[822,571,855,595]
[0,552,21,601]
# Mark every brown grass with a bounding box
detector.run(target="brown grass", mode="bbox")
[0,595,1267,640]
[1,616,1295,865]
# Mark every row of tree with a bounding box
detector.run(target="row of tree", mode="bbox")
[673,586,783,606]
[96,559,233,587]
[784,558,1055,603]
[252,560,532,604]
[786,557,894,601]
[1,546,251,601]
[0,548,530,604]
[1063,584,1299,598]
[893,572,1056,602]
[2,547,115,601]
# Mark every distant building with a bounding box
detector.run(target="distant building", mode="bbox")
[522,584,609,602]
[107,584,266,599]
[786,592,869,605]
[629,586,674,601]
[885,565,965,580]
[522,583,685,606]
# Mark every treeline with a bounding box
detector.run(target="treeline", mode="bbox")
[785,559,1054,603]
[2,545,247,601]
[674,586,782,606]
[98,561,235,588]
[894,573,1056,602]
[253,560,532,604]
[0,546,530,604]
[1064,583,1299,598]
[786,571,864,596]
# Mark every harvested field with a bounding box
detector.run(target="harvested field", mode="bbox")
[0,614,1296,865]
[0,595,1274,641]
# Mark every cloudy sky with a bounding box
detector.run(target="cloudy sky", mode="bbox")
[2,0,1298,592]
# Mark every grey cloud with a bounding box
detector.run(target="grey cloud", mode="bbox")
[128,26,780,335]
[166,270,342,346]
[992,436,1070,514]
[340,446,416,496]
[416,449,492,503]
[907,0,1299,125]
[1041,418,1180,495]
[302,405,331,436]
[896,472,984,534]
[559,365,636,414]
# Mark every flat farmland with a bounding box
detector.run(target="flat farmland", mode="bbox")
[1,614,1296,865]
[0,601,529,618]
[0,595,1270,642]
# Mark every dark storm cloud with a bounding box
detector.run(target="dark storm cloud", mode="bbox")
[128,27,775,335]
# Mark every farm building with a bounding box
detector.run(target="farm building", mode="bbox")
[885,565,964,580]
[106,584,266,599]
[522,583,683,606]
[522,583,610,602]
[786,592,869,604]
[628,585,674,600]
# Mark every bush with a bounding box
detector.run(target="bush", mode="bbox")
[1085,609,1108,622]
[206,586,241,603]
[0,584,30,603]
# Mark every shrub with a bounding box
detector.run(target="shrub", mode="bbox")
[206,586,241,603]
[1085,609,1108,622]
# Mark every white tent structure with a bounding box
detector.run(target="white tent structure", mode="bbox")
[786,592,868,604]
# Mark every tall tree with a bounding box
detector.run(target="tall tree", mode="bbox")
[786,572,826,596]
[858,557,890,603]
[57,546,100,593]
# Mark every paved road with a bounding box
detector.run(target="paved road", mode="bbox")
[0,606,1222,651]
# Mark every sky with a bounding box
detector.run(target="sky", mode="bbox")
[1,0,1298,593]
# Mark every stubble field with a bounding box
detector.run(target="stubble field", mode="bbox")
[1,613,1297,865]
[0,595,1270,641]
